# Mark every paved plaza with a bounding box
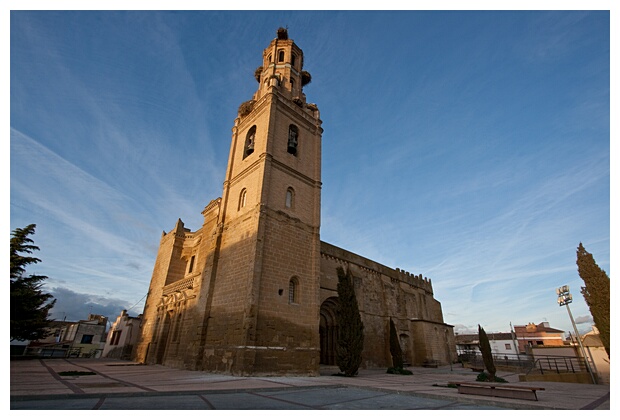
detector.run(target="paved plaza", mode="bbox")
[10,358,611,410]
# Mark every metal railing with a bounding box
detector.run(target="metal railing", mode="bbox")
[458,351,535,373]
[458,351,590,376]
[526,355,588,375]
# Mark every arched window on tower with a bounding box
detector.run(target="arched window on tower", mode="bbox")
[289,277,299,304]
[278,50,285,62]
[290,78,295,90]
[291,54,296,67]
[243,126,256,159]
[285,187,294,209]
[287,125,298,156]
[238,188,247,211]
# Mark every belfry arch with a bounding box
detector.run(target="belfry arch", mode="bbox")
[319,297,339,365]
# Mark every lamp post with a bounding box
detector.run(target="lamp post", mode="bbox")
[556,285,597,384]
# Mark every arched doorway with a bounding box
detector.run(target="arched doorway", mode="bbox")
[320,297,339,365]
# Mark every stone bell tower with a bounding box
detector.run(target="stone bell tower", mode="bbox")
[134,28,322,376]
[135,28,454,376]
[200,27,323,375]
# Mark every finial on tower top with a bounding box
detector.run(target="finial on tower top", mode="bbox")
[277,27,288,40]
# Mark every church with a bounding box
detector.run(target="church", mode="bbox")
[133,28,455,376]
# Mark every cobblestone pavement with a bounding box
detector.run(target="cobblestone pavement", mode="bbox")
[10,358,611,410]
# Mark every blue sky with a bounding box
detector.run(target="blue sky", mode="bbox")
[8,7,612,336]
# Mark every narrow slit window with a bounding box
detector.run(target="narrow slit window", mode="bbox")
[239,188,247,210]
[289,278,299,304]
[278,50,285,62]
[188,255,195,274]
[285,187,294,208]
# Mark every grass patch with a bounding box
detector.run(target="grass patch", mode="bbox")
[386,367,413,375]
[476,371,508,383]
[433,383,457,388]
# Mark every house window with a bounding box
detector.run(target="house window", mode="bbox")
[110,330,122,346]
[80,334,94,344]
[285,187,294,208]
[287,125,298,156]
[278,50,285,62]
[289,277,299,304]
[243,126,256,159]
[239,188,247,210]
[505,343,511,350]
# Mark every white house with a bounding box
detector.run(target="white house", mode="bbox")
[103,310,142,360]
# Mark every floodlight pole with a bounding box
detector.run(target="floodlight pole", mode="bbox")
[509,322,521,364]
[556,285,597,384]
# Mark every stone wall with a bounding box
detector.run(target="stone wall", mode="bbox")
[319,241,454,368]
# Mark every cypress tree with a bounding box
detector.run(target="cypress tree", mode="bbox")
[386,317,411,374]
[576,243,610,357]
[478,324,496,381]
[389,317,403,370]
[335,266,364,377]
[10,224,56,342]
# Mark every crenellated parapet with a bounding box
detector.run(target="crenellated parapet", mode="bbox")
[394,268,433,293]
[320,241,434,294]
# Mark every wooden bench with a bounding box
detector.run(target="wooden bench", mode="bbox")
[449,382,545,401]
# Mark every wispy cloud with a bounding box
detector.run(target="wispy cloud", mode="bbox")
[11,129,158,300]
[10,11,609,336]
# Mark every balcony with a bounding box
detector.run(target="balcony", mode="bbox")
[162,274,199,296]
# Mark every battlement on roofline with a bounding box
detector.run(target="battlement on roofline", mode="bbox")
[320,241,433,293]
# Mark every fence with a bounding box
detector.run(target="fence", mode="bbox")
[25,346,103,359]
[458,351,590,376]
[526,355,589,375]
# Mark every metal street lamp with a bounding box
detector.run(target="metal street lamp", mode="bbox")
[556,285,597,384]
